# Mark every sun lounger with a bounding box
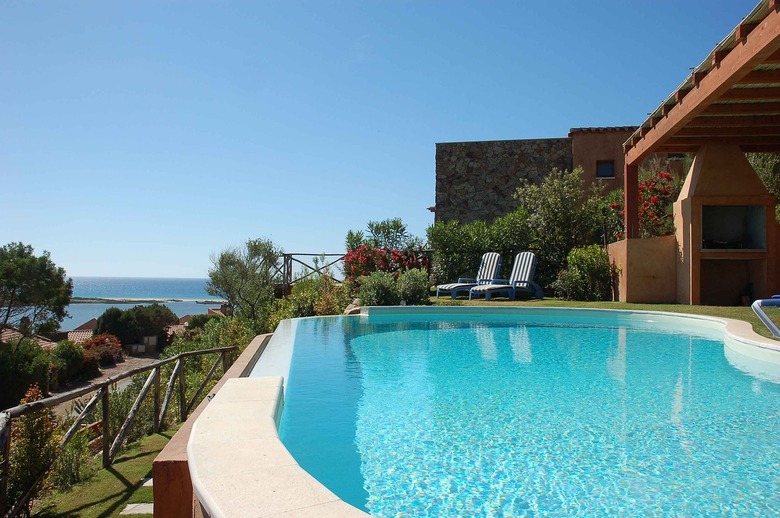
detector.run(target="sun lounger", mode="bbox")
[436,252,501,299]
[469,251,543,301]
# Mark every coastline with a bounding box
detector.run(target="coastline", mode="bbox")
[71,297,227,305]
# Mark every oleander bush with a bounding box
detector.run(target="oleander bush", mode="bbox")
[81,334,123,366]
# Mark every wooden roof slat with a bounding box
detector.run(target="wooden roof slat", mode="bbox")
[719,86,780,101]
[676,125,780,136]
[702,101,780,115]
[736,69,780,84]
[688,114,780,126]
[666,135,780,146]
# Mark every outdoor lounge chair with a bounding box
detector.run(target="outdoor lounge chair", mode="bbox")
[436,252,501,299]
[469,251,543,301]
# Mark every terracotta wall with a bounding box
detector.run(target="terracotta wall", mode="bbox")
[570,129,635,193]
[608,235,677,303]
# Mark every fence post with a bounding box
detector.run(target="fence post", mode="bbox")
[0,411,10,513]
[178,360,187,422]
[153,367,160,433]
[101,387,111,468]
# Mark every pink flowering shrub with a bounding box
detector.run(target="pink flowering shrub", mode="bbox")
[610,171,677,239]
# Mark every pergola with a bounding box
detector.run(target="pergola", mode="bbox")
[622,0,780,238]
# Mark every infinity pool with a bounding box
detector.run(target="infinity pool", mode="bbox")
[252,308,780,516]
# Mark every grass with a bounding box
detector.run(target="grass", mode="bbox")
[429,296,780,340]
[34,428,177,518]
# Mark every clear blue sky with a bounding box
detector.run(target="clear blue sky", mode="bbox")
[2,1,754,278]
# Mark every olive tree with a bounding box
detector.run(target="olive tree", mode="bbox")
[0,242,72,342]
[206,238,282,332]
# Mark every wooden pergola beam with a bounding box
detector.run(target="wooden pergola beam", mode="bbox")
[625,7,780,165]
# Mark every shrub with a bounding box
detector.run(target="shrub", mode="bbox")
[397,269,430,305]
[426,210,530,285]
[358,271,400,306]
[7,385,58,515]
[552,245,618,301]
[81,334,123,366]
[608,171,679,240]
[49,428,95,491]
[51,341,84,384]
[81,349,101,378]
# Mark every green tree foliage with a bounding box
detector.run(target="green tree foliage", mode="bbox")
[747,153,780,221]
[0,242,72,340]
[514,167,604,287]
[207,238,282,333]
[186,313,219,332]
[7,385,58,517]
[96,304,178,347]
[346,218,424,251]
[0,338,51,409]
[426,210,531,284]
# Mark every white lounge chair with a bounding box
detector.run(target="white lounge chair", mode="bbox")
[436,252,501,299]
[469,251,543,301]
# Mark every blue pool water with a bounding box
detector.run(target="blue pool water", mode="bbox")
[275,309,780,516]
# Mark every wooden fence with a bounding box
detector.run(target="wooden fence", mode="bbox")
[0,346,238,517]
[277,253,346,295]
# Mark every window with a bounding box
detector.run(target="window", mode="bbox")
[596,160,615,179]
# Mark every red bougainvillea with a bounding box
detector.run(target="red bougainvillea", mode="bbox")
[344,245,429,283]
[610,171,676,239]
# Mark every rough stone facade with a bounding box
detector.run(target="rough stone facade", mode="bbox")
[435,138,572,223]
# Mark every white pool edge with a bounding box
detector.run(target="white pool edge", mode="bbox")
[187,306,780,517]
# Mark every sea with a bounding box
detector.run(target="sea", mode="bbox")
[62,277,224,331]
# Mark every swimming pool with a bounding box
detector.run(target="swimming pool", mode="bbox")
[249,307,780,516]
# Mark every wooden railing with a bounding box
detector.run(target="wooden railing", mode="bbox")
[0,346,238,517]
[278,253,346,295]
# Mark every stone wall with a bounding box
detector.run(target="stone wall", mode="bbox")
[435,138,572,223]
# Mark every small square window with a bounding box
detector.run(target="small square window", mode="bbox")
[596,160,615,179]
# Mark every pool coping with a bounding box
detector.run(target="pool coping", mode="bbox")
[187,306,780,517]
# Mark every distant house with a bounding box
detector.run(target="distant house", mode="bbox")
[67,318,97,344]
[0,327,56,350]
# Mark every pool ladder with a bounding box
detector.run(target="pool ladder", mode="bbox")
[751,297,780,338]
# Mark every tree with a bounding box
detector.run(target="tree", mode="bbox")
[206,238,282,332]
[346,218,424,251]
[0,242,72,342]
[96,304,178,347]
[514,167,604,288]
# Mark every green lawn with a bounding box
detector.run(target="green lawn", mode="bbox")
[34,429,176,518]
[430,296,780,340]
